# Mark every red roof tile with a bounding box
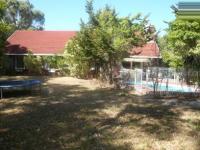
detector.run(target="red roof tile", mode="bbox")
[130,41,160,58]
[5,30,76,55]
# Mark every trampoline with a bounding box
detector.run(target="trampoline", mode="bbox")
[0,79,41,98]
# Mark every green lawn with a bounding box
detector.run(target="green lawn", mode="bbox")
[0,77,200,150]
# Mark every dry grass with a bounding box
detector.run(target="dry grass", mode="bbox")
[0,77,200,150]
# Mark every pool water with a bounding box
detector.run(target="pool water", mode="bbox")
[146,84,194,92]
[129,81,195,92]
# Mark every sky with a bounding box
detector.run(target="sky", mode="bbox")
[29,0,196,35]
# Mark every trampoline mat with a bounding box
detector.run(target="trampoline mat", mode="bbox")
[0,80,41,88]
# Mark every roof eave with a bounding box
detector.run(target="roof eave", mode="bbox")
[130,55,161,59]
[5,53,64,56]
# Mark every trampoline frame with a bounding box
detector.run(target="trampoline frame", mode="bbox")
[0,80,42,99]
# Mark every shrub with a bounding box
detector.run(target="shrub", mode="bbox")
[24,54,43,75]
[42,56,70,75]
[24,54,70,76]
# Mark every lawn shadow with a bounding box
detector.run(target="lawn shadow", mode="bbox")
[0,82,131,150]
[1,79,200,149]
[116,103,179,140]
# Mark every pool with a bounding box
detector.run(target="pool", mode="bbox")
[0,80,41,98]
[146,83,195,92]
[129,81,195,93]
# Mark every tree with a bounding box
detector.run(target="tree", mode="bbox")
[164,19,200,70]
[3,0,45,30]
[157,35,183,68]
[0,0,12,67]
[65,0,155,82]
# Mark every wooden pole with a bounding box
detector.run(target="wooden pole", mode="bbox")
[0,88,3,99]
[130,61,133,70]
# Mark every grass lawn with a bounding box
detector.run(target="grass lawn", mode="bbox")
[0,77,200,150]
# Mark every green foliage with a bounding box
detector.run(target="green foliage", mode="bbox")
[0,0,6,17]
[65,37,90,78]
[164,19,200,70]
[24,53,69,75]
[0,0,12,65]
[157,36,183,68]
[42,56,69,75]
[162,50,184,68]
[3,0,45,30]
[42,56,63,68]
[24,54,43,74]
[0,55,13,75]
[0,0,45,74]
[0,22,11,58]
[65,0,155,81]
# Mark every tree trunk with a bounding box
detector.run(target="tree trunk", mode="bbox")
[108,57,113,84]
[185,67,190,85]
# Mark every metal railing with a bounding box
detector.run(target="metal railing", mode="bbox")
[119,67,200,96]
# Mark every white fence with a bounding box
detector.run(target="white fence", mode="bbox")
[119,67,200,95]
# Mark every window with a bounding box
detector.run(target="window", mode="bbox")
[15,56,25,71]
[122,61,131,69]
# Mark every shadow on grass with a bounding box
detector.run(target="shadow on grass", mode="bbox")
[0,83,132,150]
[0,81,200,149]
[186,119,200,148]
[116,104,178,140]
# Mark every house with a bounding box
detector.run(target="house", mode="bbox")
[122,41,161,70]
[5,30,76,72]
[5,30,160,73]
[171,2,200,19]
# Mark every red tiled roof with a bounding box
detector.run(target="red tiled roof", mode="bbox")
[5,30,76,55]
[129,41,160,58]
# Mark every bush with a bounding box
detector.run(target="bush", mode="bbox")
[67,61,90,78]
[24,54,43,75]
[0,55,14,75]
[42,56,70,76]
[24,54,70,76]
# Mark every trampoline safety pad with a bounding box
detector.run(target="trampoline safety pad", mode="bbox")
[0,79,41,99]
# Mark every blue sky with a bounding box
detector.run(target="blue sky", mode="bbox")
[29,0,195,35]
